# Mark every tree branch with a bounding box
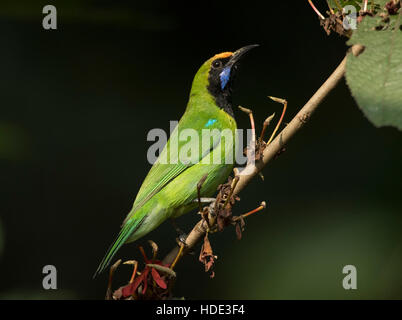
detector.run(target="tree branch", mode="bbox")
[163,44,365,266]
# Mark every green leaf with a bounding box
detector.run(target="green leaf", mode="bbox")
[327,0,362,13]
[326,0,391,14]
[346,11,402,130]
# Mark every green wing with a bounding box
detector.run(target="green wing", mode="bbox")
[123,113,222,224]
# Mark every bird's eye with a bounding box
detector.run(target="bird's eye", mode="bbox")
[212,60,222,68]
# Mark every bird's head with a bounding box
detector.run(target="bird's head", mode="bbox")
[190,45,259,117]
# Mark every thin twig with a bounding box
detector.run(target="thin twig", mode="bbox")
[105,259,121,300]
[266,97,287,145]
[232,201,267,221]
[197,174,208,213]
[238,105,256,166]
[308,0,326,20]
[233,45,364,196]
[259,113,275,141]
[333,0,343,12]
[363,0,368,12]
[222,176,239,210]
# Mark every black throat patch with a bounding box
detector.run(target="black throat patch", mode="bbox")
[207,57,234,118]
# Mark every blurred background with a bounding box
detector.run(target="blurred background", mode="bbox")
[0,0,401,299]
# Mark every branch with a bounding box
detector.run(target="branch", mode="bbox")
[234,44,365,195]
[162,44,365,266]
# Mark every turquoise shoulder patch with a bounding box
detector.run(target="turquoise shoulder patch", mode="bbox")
[205,119,217,127]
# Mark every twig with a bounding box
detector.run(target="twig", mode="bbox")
[238,106,256,166]
[363,0,368,12]
[162,44,365,267]
[259,113,275,141]
[266,97,287,145]
[308,0,326,20]
[236,201,267,220]
[105,259,121,300]
[123,260,138,284]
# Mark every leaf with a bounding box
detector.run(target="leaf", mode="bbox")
[120,269,147,297]
[141,268,150,294]
[151,268,167,289]
[346,10,402,130]
[327,0,362,13]
[199,234,217,278]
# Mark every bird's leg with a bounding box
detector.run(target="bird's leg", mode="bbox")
[170,173,212,270]
[196,173,213,228]
[196,173,209,213]
[308,0,326,20]
[105,259,122,300]
[170,218,182,234]
[170,219,187,244]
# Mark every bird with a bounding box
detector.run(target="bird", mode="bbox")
[94,45,258,276]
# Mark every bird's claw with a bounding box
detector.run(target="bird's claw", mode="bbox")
[176,233,188,246]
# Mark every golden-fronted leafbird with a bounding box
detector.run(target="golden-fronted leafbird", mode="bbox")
[95,45,258,276]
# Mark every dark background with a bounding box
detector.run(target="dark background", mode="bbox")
[0,0,401,299]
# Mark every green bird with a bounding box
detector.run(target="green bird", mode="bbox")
[95,45,258,276]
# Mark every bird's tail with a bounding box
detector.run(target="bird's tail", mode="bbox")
[93,218,142,278]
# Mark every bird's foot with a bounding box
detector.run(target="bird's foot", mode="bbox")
[170,218,185,236]
[176,232,188,246]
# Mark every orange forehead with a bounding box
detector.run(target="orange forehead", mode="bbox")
[212,52,233,60]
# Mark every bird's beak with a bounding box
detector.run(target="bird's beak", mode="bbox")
[228,44,259,66]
